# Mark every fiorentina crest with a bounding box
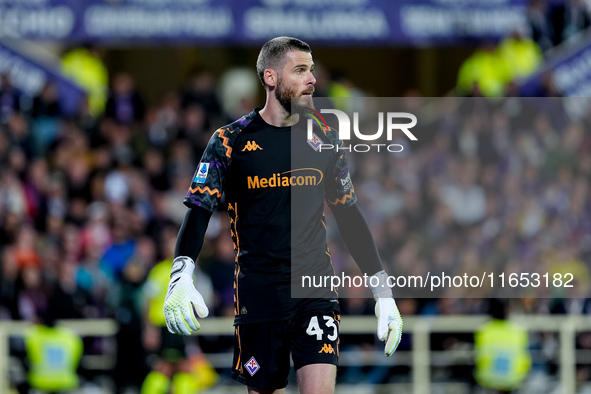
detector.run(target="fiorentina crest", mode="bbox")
[244,356,260,376]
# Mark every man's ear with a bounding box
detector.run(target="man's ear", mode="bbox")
[264,69,277,88]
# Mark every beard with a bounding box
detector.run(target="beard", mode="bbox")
[275,78,314,115]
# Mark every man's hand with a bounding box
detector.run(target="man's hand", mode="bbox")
[163,256,209,335]
[375,297,403,356]
[370,270,403,356]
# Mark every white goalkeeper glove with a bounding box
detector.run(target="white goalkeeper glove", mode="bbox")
[370,270,403,356]
[163,256,209,336]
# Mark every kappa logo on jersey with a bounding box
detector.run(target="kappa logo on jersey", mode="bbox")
[318,343,335,354]
[194,163,209,184]
[307,132,323,152]
[244,357,260,376]
[242,141,263,152]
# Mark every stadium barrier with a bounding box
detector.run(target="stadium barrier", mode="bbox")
[1,315,589,393]
[0,319,118,393]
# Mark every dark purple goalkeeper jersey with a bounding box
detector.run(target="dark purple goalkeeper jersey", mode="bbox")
[184,109,357,325]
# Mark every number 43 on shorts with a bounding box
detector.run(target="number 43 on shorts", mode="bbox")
[306,316,338,341]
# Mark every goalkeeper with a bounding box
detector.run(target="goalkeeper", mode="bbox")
[164,36,403,394]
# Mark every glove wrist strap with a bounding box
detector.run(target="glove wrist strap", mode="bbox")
[369,270,393,299]
[171,256,195,278]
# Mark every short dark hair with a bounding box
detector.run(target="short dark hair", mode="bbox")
[256,36,311,88]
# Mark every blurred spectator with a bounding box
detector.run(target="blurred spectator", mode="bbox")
[144,106,171,150]
[498,26,543,81]
[17,265,49,322]
[518,194,546,238]
[103,159,132,205]
[527,0,553,52]
[6,113,33,160]
[44,173,68,233]
[181,69,222,129]
[105,73,146,126]
[100,213,136,280]
[23,306,83,394]
[74,96,100,141]
[547,245,591,298]
[31,82,62,158]
[51,259,96,320]
[13,224,41,270]
[0,72,21,124]
[158,91,181,131]
[111,259,149,393]
[537,71,564,97]
[456,41,511,97]
[325,71,366,113]
[61,44,108,117]
[141,227,212,394]
[0,246,20,320]
[474,299,531,392]
[163,171,194,226]
[80,201,111,254]
[550,0,591,46]
[23,159,50,231]
[1,170,28,226]
[143,148,170,192]
[201,234,238,317]
[178,105,209,157]
[76,237,111,317]
[218,67,259,120]
[439,161,487,226]
[166,139,197,182]
[308,63,331,98]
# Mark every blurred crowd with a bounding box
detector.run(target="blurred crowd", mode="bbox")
[342,95,591,305]
[1,73,591,389]
[331,95,591,385]
[456,0,591,97]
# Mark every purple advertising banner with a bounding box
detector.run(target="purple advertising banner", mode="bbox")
[0,41,85,115]
[0,0,527,45]
[521,30,591,97]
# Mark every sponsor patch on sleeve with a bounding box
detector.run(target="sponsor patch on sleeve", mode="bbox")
[340,172,353,191]
[194,162,210,184]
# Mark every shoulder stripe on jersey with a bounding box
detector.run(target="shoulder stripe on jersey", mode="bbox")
[189,185,221,197]
[215,112,255,159]
[328,188,355,205]
[217,127,233,158]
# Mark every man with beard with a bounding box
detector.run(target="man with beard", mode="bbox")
[163,36,403,394]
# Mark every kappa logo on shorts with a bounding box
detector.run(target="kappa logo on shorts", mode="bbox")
[244,356,260,376]
[242,141,263,152]
[318,343,335,354]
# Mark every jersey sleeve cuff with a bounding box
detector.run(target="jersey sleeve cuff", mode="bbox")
[183,198,215,213]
